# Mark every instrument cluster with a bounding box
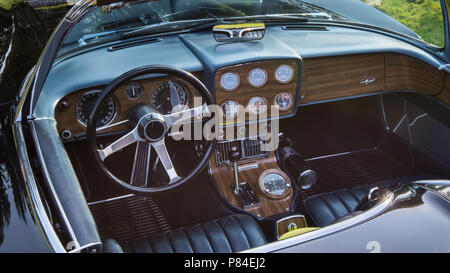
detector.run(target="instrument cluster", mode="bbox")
[56,76,197,140]
[216,62,297,120]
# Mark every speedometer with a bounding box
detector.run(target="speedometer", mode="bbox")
[248,68,267,88]
[76,90,116,128]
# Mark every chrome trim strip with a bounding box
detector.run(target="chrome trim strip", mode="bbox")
[29,120,81,250]
[409,113,428,127]
[393,114,407,133]
[305,148,375,162]
[87,194,135,206]
[242,191,395,253]
[378,95,390,131]
[12,123,66,253]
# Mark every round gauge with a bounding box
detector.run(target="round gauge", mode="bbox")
[274,92,293,111]
[220,72,240,92]
[248,68,267,88]
[151,81,188,114]
[126,81,143,99]
[275,64,294,83]
[247,96,267,115]
[259,169,291,199]
[221,100,239,119]
[76,90,116,128]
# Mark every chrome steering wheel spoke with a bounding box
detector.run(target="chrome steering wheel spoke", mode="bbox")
[97,128,140,161]
[165,103,210,128]
[151,138,180,184]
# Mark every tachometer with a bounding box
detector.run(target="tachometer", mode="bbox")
[151,81,188,114]
[76,90,116,127]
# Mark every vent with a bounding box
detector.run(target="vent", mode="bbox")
[282,25,329,31]
[107,37,162,51]
[216,136,269,166]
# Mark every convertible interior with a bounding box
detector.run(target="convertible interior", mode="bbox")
[20,1,450,253]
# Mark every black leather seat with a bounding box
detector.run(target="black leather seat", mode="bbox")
[304,174,436,227]
[103,214,267,253]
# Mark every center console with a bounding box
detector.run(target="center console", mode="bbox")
[209,132,294,218]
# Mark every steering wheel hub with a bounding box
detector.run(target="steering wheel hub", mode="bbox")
[142,118,167,142]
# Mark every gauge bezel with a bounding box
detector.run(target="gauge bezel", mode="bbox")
[274,92,294,111]
[220,72,240,92]
[125,81,144,100]
[76,90,117,128]
[247,96,268,115]
[221,100,240,119]
[151,80,190,113]
[248,68,268,88]
[258,169,291,199]
[274,64,294,84]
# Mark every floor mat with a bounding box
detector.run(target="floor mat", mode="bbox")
[299,148,412,200]
[89,195,172,241]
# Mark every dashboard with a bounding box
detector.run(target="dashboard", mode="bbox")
[214,59,299,123]
[55,74,202,139]
[54,59,300,140]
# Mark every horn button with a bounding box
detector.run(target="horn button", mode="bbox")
[143,119,167,142]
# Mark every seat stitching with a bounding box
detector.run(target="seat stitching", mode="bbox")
[216,219,233,252]
[147,236,154,253]
[164,232,175,253]
[334,192,351,213]
[347,190,361,203]
[320,195,338,219]
[181,228,195,253]
[231,215,251,248]
[199,224,215,252]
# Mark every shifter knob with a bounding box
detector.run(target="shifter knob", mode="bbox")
[229,146,241,162]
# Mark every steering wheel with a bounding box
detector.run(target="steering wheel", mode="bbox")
[87,66,215,194]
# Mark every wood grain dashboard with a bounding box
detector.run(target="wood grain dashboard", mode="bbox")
[209,151,293,219]
[55,74,202,139]
[214,59,299,123]
[299,53,445,104]
[55,53,447,140]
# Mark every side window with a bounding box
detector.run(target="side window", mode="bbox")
[362,0,445,47]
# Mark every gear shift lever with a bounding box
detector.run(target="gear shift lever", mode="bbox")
[229,146,241,195]
[228,146,259,208]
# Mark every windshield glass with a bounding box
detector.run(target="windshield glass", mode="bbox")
[59,0,445,55]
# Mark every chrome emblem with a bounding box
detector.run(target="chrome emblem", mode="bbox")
[360,76,377,85]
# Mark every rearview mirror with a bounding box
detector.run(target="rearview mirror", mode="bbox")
[213,23,265,43]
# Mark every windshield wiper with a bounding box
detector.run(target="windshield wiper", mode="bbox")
[118,18,221,40]
[224,12,332,23]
